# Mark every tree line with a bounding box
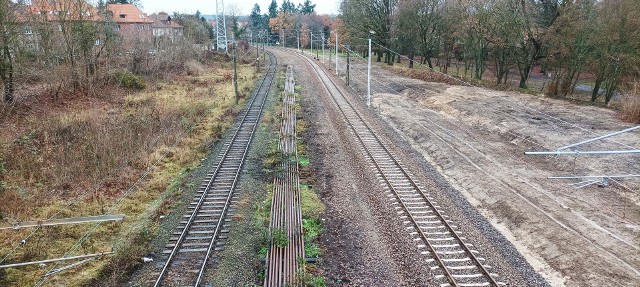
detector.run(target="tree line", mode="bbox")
[340,0,640,104]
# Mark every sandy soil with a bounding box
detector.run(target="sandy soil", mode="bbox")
[335,57,640,286]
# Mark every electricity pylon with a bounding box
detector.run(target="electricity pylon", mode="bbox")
[215,0,228,52]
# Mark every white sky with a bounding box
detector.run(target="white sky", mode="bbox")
[133,0,340,16]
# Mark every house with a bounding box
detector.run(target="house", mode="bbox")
[107,3,153,47]
[19,0,102,52]
[149,12,184,47]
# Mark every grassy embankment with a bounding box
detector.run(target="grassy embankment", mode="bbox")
[0,58,259,286]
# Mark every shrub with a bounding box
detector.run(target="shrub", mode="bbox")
[113,71,146,90]
[185,60,206,76]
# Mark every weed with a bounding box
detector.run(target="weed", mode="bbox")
[305,242,321,258]
[273,229,289,248]
[302,218,323,242]
[298,155,310,167]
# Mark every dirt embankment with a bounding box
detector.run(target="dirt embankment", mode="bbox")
[342,59,639,286]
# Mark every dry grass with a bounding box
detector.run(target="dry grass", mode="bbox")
[621,81,640,123]
[0,59,260,286]
[390,65,463,86]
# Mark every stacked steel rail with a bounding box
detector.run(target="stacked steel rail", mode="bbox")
[152,51,277,287]
[294,51,506,287]
[264,66,305,287]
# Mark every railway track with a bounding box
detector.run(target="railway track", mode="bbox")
[151,50,277,287]
[294,51,506,287]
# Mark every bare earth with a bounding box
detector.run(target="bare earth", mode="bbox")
[335,58,640,286]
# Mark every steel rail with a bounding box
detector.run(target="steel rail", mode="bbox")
[293,50,501,287]
[153,51,277,287]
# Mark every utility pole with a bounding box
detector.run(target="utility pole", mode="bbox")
[346,45,350,86]
[256,34,260,72]
[232,43,238,104]
[322,32,325,64]
[335,32,338,75]
[297,30,300,51]
[367,37,372,107]
[310,32,313,57]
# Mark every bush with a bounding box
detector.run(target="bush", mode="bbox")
[184,60,205,76]
[113,71,146,90]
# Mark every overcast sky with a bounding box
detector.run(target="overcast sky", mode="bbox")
[134,0,340,16]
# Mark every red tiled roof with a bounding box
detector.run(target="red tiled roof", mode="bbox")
[149,12,183,29]
[107,4,153,24]
[26,0,101,21]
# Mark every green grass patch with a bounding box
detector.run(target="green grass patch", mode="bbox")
[300,184,324,219]
[298,155,310,167]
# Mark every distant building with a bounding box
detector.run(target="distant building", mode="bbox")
[149,12,184,48]
[19,0,101,52]
[107,3,153,48]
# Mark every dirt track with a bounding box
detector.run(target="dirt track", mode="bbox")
[335,56,640,286]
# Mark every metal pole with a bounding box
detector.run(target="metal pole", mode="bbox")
[548,175,640,179]
[346,46,350,86]
[0,214,125,230]
[335,32,338,75]
[525,150,640,156]
[0,252,114,269]
[322,33,325,64]
[232,43,238,104]
[367,38,372,107]
[557,125,640,151]
[310,32,313,56]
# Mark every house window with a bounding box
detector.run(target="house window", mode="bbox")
[58,24,62,32]
[114,25,120,31]
[25,25,33,35]
[119,14,126,19]
[95,39,100,46]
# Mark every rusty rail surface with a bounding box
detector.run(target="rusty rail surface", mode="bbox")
[264,65,305,287]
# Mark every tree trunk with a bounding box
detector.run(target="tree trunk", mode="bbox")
[409,50,414,68]
[519,65,531,89]
[1,28,13,103]
[591,74,604,102]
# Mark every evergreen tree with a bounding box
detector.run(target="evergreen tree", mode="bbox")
[300,0,316,15]
[280,0,297,14]
[268,0,278,18]
[250,4,263,30]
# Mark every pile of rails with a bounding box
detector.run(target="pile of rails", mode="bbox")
[264,66,305,287]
